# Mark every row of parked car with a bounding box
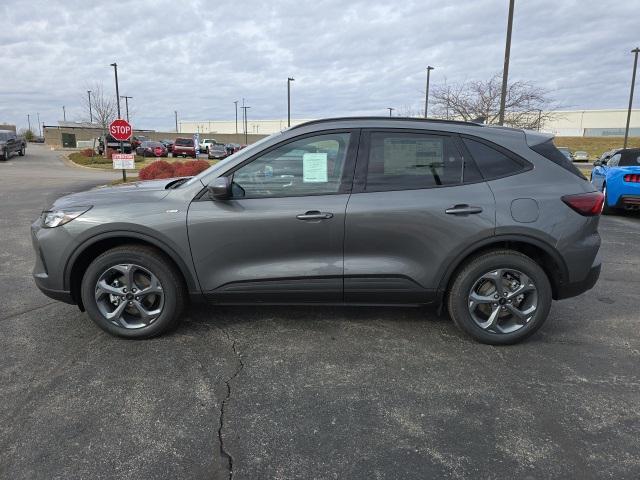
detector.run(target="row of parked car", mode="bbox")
[97,135,245,160]
[556,147,590,162]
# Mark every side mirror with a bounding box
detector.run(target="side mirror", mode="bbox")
[207,177,232,200]
[593,160,602,167]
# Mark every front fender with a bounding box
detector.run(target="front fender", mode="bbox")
[63,223,201,294]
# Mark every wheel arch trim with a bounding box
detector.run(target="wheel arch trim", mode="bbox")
[436,234,569,299]
[64,229,200,294]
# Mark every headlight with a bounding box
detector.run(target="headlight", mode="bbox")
[41,206,92,228]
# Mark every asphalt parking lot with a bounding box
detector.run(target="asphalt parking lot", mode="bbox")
[1,144,639,479]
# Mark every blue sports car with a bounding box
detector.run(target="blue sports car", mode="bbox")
[591,148,640,213]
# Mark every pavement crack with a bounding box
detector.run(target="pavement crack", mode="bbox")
[0,301,57,322]
[215,324,245,480]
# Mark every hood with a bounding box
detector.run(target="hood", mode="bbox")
[50,178,180,209]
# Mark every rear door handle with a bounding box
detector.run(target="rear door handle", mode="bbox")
[296,210,334,220]
[445,204,483,215]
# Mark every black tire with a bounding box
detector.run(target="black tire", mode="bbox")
[601,183,617,215]
[18,146,25,156]
[447,250,552,345]
[1,148,8,161]
[80,245,186,339]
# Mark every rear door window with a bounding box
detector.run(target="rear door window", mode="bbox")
[364,132,464,191]
[462,138,527,179]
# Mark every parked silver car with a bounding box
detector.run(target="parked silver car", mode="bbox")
[32,118,603,344]
[573,150,589,162]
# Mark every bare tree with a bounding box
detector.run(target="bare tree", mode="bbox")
[430,73,556,129]
[82,83,117,129]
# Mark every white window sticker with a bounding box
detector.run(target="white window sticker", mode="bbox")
[303,153,328,182]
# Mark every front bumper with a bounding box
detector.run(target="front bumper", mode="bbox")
[556,257,601,300]
[31,218,76,305]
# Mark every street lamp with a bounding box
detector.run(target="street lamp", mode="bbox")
[62,105,66,122]
[110,62,122,118]
[241,105,251,144]
[624,47,640,149]
[175,110,178,133]
[234,100,238,134]
[287,77,295,127]
[87,90,93,124]
[120,95,132,122]
[498,0,515,126]
[424,66,434,118]
[387,107,395,117]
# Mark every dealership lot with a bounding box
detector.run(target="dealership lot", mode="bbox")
[1,145,639,479]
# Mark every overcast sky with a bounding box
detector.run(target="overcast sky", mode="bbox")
[1,0,639,132]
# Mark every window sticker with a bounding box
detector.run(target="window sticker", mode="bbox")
[303,153,328,182]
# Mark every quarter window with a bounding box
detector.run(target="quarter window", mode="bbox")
[463,138,524,179]
[231,133,351,198]
[365,132,464,191]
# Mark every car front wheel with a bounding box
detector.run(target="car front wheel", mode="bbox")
[81,245,185,338]
[447,250,552,345]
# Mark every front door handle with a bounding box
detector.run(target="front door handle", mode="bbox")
[296,210,334,220]
[445,204,483,215]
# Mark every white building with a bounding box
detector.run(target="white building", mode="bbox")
[178,119,314,135]
[179,109,640,138]
[541,109,640,137]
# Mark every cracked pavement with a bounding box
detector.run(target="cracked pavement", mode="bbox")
[1,145,639,479]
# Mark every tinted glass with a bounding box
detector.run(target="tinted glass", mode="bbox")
[608,153,621,167]
[529,139,585,179]
[463,138,526,179]
[232,133,350,198]
[365,133,463,191]
[175,138,193,146]
[619,150,640,166]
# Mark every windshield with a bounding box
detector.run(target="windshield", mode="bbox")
[179,132,281,189]
[175,138,193,146]
[0,132,9,141]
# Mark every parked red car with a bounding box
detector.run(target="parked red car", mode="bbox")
[172,138,197,158]
[135,141,168,158]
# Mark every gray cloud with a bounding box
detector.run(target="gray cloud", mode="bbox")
[1,0,638,131]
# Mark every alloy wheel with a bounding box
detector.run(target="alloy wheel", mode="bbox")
[94,263,164,329]
[467,268,538,334]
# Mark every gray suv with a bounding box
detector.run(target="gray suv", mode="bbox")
[32,118,603,344]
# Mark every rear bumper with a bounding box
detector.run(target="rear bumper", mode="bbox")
[615,195,640,210]
[556,257,601,300]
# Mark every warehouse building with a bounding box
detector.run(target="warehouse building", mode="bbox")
[541,109,640,137]
[178,118,314,135]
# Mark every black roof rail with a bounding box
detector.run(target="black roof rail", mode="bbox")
[289,116,485,130]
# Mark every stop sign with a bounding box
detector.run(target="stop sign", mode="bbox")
[109,119,132,141]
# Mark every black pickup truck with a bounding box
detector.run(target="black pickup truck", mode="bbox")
[0,130,26,160]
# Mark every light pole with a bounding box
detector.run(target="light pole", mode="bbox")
[624,47,640,149]
[120,95,132,122]
[174,110,178,133]
[424,66,434,118]
[87,90,93,124]
[241,106,251,144]
[37,113,41,137]
[62,106,66,122]
[498,0,515,126]
[287,77,295,127]
[387,107,395,117]
[234,100,238,134]
[27,114,31,133]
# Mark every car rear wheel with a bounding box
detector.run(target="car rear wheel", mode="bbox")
[18,146,25,156]
[81,245,185,338]
[1,148,8,160]
[447,250,552,345]
[601,184,616,215]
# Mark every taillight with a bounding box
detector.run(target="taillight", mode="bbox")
[624,174,640,183]
[561,192,604,216]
